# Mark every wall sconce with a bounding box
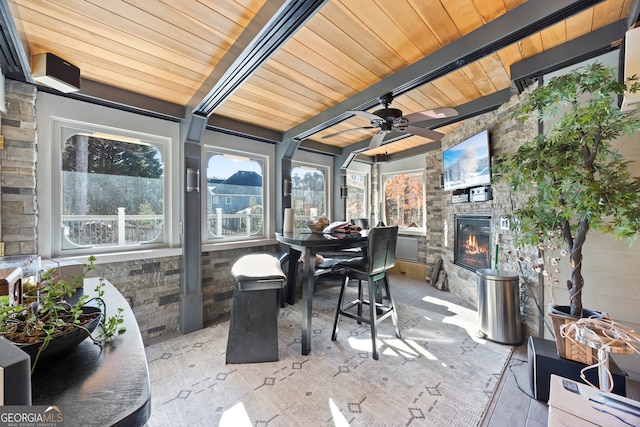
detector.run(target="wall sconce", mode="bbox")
[283,178,292,197]
[340,185,348,199]
[186,168,200,192]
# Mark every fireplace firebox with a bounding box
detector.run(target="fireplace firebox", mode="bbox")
[454,215,491,271]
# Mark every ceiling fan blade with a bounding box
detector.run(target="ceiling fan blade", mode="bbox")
[368,131,387,149]
[322,126,375,139]
[347,110,382,122]
[405,125,444,141]
[403,107,459,123]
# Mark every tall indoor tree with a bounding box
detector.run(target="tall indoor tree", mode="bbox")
[498,62,640,317]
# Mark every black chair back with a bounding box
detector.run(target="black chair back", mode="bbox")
[367,226,398,276]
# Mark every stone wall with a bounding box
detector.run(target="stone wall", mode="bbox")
[0,80,37,255]
[429,89,541,338]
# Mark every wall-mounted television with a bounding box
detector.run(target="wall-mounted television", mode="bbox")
[442,130,491,191]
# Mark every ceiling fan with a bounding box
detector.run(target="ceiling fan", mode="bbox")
[323,93,458,149]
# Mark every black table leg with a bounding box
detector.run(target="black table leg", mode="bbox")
[285,248,300,305]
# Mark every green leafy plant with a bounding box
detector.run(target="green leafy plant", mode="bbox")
[0,256,126,373]
[497,62,640,317]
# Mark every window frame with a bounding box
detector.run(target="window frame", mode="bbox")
[381,168,426,232]
[203,147,268,242]
[345,169,369,222]
[291,160,330,224]
[50,118,172,256]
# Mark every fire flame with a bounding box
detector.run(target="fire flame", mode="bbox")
[465,234,483,254]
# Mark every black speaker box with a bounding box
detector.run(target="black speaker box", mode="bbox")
[32,53,80,93]
[528,336,626,402]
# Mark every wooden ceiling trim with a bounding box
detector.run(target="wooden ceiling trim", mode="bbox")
[222,91,306,127]
[218,99,297,130]
[284,30,379,86]
[244,68,335,110]
[266,49,358,96]
[448,71,485,100]
[154,0,256,45]
[117,0,241,51]
[430,75,472,106]
[594,0,629,25]
[304,14,396,80]
[496,43,525,78]
[234,81,325,118]
[518,33,545,58]
[461,62,498,96]
[472,0,508,22]
[337,0,424,64]
[22,27,206,89]
[47,0,229,58]
[14,4,214,78]
[260,61,347,103]
[408,0,461,47]
[566,9,596,39]
[319,1,411,71]
[443,0,486,35]
[477,54,512,87]
[76,54,198,94]
[80,66,193,105]
[540,21,568,50]
[373,0,442,57]
[503,0,529,10]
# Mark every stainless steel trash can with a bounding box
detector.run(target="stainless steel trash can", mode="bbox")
[476,269,522,345]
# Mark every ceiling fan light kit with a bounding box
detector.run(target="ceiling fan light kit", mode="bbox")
[324,93,458,149]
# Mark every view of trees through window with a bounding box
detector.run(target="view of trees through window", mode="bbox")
[291,165,326,225]
[206,153,264,239]
[62,134,164,247]
[346,171,367,221]
[383,171,424,228]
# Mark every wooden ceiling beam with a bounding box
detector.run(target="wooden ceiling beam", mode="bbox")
[511,20,627,93]
[192,0,328,117]
[0,0,31,82]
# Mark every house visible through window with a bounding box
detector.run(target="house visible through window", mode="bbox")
[61,133,165,249]
[383,170,425,229]
[206,151,264,240]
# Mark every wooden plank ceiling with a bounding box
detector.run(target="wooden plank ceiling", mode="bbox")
[6,0,634,156]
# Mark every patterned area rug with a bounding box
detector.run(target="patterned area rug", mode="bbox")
[144,277,513,426]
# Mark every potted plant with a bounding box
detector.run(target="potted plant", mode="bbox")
[0,256,126,373]
[496,63,640,358]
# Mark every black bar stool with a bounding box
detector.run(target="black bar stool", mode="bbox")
[331,226,401,360]
[226,254,286,364]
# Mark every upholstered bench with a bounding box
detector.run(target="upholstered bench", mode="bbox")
[225,253,286,364]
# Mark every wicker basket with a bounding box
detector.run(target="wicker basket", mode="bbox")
[547,304,606,365]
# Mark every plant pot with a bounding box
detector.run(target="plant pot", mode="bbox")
[547,304,607,365]
[13,305,103,368]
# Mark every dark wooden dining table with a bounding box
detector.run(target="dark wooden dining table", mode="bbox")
[275,229,367,355]
[30,278,151,427]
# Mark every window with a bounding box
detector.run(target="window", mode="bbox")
[383,170,425,229]
[291,163,328,227]
[346,171,368,220]
[59,130,166,251]
[206,150,265,240]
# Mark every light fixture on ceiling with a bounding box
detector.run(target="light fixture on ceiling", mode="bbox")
[31,53,80,93]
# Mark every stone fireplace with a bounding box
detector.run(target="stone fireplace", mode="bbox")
[454,215,491,272]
